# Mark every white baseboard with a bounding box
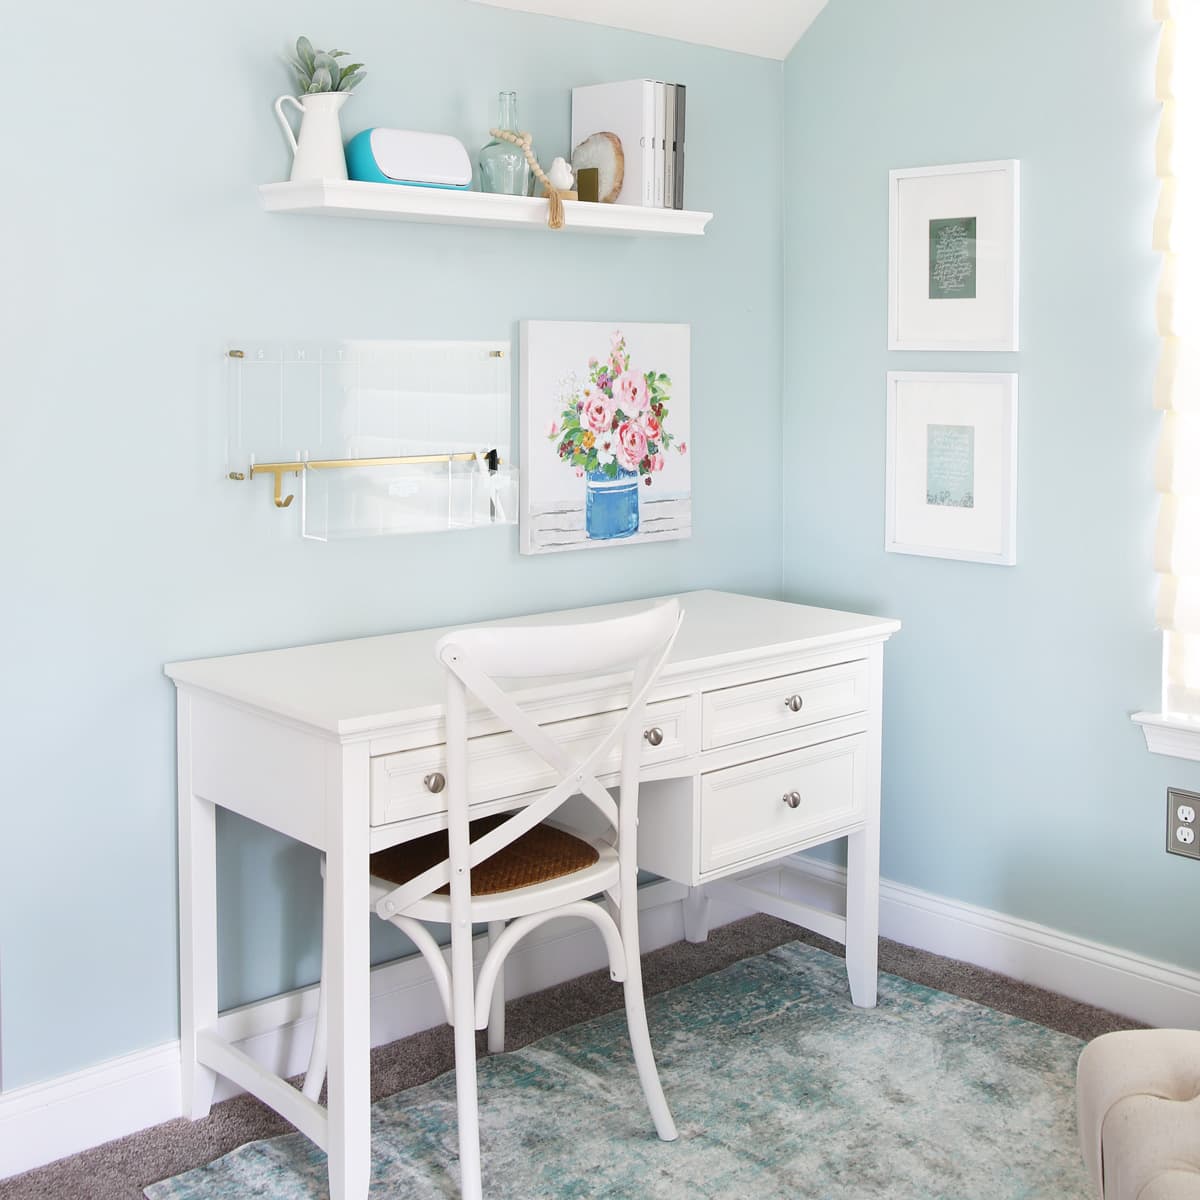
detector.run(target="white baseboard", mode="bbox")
[11,860,1192,1182]
[783,855,1200,1030]
[0,879,749,1181]
[0,1041,184,1184]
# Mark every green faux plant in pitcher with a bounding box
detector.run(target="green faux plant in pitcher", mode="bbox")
[287,36,366,94]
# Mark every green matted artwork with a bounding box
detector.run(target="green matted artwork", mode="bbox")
[928,217,977,299]
[926,423,975,508]
[886,371,1018,565]
[888,161,1019,350]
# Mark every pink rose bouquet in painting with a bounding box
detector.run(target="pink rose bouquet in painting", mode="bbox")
[547,331,679,484]
[546,331,682,541]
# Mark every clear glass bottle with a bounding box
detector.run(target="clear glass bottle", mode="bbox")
[478,91,533,197]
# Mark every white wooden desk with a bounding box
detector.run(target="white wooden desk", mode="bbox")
[166,590,899,1200]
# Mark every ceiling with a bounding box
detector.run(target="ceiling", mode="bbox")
[467,0,828,61]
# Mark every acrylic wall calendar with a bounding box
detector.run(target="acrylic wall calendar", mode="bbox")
[225,339,517,540]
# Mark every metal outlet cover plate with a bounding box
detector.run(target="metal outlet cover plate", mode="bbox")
[1167,787,1200,859]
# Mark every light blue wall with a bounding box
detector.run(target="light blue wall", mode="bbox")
[0,0,783,1089]
[783,1,1200,963]
[6,0,1191,1099]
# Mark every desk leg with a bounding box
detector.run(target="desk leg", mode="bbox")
[682,887,711,944]
[325,744,372,1200]
[845,825,880,1007]
[846,645,883,1009]
[178,693,218,1119]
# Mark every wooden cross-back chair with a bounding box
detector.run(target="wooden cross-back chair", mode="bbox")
[304,599,684,1200]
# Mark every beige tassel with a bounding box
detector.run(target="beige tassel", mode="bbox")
[488,128,566,230]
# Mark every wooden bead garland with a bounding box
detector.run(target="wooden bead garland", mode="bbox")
[488,128,565,230]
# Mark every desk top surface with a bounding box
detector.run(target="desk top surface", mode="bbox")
[165,590,899,737]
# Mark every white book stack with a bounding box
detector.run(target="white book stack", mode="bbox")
[571,79,687,210]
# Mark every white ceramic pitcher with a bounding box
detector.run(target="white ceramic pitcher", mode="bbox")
[274,91,349,182]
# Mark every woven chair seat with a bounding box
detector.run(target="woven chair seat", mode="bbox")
[369,813,600,897]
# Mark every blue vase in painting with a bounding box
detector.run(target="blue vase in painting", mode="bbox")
[585,469,639,539]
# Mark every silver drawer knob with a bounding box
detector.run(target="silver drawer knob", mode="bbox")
[644,727,665,747]
[784,694,804,713]
[423,771,446,794]
[782,791,802,809]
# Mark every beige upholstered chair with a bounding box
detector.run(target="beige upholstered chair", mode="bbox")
[1078,1030,1200,1199]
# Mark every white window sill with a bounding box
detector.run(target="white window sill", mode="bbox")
[1132,712,1200,762]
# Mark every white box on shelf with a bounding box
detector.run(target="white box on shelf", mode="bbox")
[653,81,668,208]
[571,79,657,208]
[664,84,677,209]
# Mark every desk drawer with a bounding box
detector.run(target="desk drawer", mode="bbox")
[700,735,866,874]
[701,659,869,750]
[370,695,695,827]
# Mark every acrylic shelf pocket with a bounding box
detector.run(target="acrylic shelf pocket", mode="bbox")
[226,339,517,541]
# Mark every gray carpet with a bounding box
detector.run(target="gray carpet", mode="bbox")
[0,916,1141,1200]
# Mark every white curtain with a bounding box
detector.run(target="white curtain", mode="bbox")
[1154,0,1200,714]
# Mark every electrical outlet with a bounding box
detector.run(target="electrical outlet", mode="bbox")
[1167,788,1200,859]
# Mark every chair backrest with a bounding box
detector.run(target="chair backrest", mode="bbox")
[376,600,683,915]
[437,599,682,680]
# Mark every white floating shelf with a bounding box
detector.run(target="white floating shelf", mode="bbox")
[258,180,713,237]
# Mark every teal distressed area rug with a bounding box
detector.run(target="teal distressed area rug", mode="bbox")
[146,942,1089,1199]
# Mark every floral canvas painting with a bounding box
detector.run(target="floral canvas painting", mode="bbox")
[520,321,691,555]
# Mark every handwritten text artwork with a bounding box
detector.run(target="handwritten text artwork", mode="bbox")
[926,423,975,508]
[928,217,977,300]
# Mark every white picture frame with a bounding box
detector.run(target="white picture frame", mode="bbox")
[888,160,1020,351]
[520,320,691,555]
[885,371,1018,565]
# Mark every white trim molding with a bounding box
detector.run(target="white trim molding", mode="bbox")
[465,0,828,60]
[7,865,1200,1181]
[0,1042,183,1183]
[782,856,1200,1030]
[1132,711,1200,762]
[0,879,750,1181]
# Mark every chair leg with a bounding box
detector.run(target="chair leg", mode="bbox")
[486,921,505,1055]
[303,856,329,1101]
[619,900,678,1142]
[451,920,484,1200]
